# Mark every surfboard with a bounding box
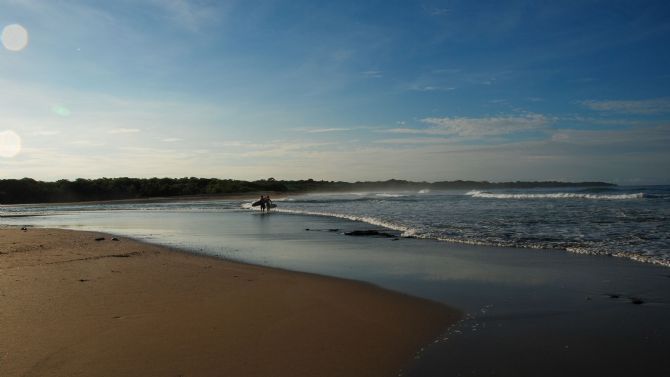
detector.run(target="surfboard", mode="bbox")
[252,200,262,207]
[268,203,277,208]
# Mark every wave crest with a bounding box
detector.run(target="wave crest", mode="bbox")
[466,190,645,200]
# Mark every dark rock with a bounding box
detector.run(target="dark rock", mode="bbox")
[20,227,27,231]
[95,237,105,241]
[344,230,396,238]
[79,279,89,282]
[631,298,644,305]
[111,237,119,241]
[328,229,340,232]
[608,294,620,299]
[305,228,310,231]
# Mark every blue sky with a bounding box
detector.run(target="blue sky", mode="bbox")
[1,0,669,183]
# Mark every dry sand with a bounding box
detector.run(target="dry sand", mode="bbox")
[0,227,459,377]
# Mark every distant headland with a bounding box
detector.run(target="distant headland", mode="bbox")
[0,177,616,205]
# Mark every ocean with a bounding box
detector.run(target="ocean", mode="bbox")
[3,185,670,268]
[267,185,670,267]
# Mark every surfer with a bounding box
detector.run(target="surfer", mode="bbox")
[259,195,267,212]
[266,195,273,211]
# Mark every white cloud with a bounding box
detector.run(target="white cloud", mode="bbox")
[161,137,181,142]
[581,98,670,114]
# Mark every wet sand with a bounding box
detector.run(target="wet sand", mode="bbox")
[0,227,459,377]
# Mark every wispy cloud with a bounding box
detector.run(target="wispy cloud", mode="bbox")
[580,98,670,114]
[290,127,364,134]
[31,130,61,136]
[558,115,665,128]
[362,70,383,79]
[422,114,549,136]
[300,127,351,133]
[423,5,450,16]
[149,0,224,32]
[70,139,105,147]
[409,85,455,92]
[108,128,141,134]
[386,114,549,138]
[161,137,181,142]
[375,137,455,144]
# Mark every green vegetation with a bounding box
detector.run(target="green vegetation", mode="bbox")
[0,177,615,205]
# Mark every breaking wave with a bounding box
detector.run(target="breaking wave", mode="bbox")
[466,190,646,200]
[375,193,407,198]
[240,186,670,268]
[272,207,418,237]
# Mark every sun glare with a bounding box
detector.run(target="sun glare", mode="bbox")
[0,130,22,158]
[1,23,29,52]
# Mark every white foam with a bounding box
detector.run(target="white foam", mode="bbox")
[375,193,406,198]
[566,247,670,268]
[418,189,431,194]
[465,190,645,200]
[272,207,418,237]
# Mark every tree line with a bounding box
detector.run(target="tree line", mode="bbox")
[0,177,615,204]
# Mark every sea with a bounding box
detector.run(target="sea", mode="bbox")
[268,185,670,267]
[3,185,670,267]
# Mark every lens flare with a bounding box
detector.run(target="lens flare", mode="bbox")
[0,130,22,158]
[1,24,29,52]
[52,105,71,117]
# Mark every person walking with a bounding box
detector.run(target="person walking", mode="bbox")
[259,195,266,212]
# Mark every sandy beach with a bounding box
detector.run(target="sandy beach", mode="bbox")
[0,227,459,377]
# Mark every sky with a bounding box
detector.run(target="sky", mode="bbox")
[1,0,669,184]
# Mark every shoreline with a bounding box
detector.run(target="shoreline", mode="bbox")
[0,227,460,377]
[0,192,287,207]
[5,192,668,270]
